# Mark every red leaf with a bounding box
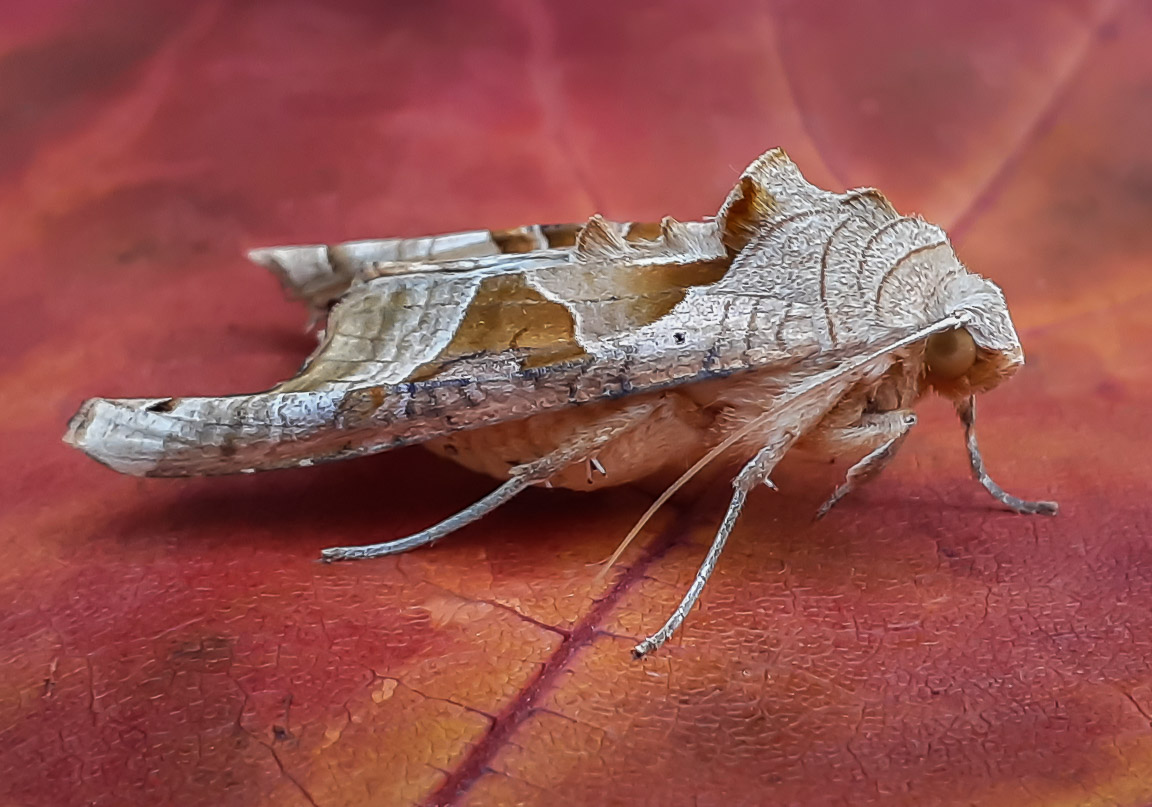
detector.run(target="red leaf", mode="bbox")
[3,1,1151,805]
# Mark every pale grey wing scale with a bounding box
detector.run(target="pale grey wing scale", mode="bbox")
[64,325,859,478]
[248,228,519,311]
[274,273,484,392]
[65,392,355,477]
[60,347,743,478]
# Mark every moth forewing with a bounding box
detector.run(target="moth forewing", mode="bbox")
[64,148,1057,656]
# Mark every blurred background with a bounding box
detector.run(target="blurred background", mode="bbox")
[3,2,1151,806]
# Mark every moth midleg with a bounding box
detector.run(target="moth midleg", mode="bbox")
[633,429,798,659]
[321,400,662,562]
[814,410,917,519]
[956,396,1058,516]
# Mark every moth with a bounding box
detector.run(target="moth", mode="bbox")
[65,149,1056,657]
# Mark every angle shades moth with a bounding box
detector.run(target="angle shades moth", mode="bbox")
[65,149,1057,657]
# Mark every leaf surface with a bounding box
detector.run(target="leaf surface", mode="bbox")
[2,1,1150,805]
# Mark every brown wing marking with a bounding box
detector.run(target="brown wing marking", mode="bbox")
[406,273,589,380]
[403,215,728,382]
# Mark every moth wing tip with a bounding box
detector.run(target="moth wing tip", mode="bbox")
[62,398,95,448]
[62,397,166,476]
[246,246,276,266]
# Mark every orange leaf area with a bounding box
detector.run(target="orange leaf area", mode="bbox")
[3,1,1152,805]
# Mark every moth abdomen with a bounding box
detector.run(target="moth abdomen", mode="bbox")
[425,389,710,492]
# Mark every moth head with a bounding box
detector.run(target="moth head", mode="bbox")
[925,272,1024,398]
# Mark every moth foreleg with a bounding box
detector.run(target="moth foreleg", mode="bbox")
[957,396,1058,516]
[814,410,917,519]
[633,430,797,659]
[320,401,660,562]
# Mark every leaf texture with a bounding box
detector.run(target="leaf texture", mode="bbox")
[2,1,1150,806]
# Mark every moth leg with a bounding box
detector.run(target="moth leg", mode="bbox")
[321,475,535,561]
[957,396,1058,515]
[321,401,659,562]
[633,430,796,659]
[815,410,917,519]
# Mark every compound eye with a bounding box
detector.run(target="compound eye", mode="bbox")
[926,328,977,380]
